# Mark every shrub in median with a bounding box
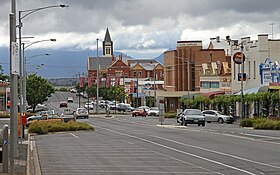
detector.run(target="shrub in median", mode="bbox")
[240,117,280,130]
[28,120,94,134]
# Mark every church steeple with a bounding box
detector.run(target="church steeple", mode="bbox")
[103,28,113,57]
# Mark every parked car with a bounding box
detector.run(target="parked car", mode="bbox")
[74,108,89,119]
[116,103,132,112]
[59,101,68,108]
[202,110,234,124]
[139,106,150,112]
[132,108,147,117]
[84,103,94,110]
[67,97,74,103]
[147,107,159,116]
[179,109,205,126]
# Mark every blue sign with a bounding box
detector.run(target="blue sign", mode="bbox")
[144,83,152,90]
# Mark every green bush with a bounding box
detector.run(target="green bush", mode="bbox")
[28,120,94,134]
[240,118,255,127]
[0,113,10,118]
[240,118,280,130]
[164,112,176,118]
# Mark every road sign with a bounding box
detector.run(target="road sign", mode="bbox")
[11,42,19,74]
[233,52,245,64]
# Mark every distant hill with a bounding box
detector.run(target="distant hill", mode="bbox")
[0,46,169,78]
[154,47,176,64]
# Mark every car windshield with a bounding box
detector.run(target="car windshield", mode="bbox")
[186,110,201,115]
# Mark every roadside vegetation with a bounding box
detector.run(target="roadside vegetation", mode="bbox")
[0,113,10,118]
[28,120,94,134]
[240,117,280,130]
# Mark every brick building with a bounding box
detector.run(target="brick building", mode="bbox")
[163,40,229,112]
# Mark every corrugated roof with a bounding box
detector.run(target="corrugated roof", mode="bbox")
[88,56,112,70]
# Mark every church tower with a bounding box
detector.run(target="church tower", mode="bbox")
[103,28,113,57]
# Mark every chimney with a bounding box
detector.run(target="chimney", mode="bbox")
[112,55,115,62]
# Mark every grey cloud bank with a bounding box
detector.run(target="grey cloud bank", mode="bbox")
[1,0,280,58]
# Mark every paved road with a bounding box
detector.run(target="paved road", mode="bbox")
[34,115,280,175]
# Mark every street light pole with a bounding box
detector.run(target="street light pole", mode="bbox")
[22,39,55,113]
[96,39,99,114]
[241,43,245,119]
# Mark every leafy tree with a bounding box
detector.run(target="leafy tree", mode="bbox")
[0,65,9,81]
[26,74,55,112]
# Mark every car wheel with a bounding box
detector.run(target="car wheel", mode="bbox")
[218,118,224,124]
[198,124,200,126]
[202,123,205,127]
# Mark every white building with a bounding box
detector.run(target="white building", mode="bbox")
[211,34,280,93]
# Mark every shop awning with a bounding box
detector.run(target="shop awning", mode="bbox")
[235,85,268,95]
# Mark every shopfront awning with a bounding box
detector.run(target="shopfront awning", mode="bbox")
[234,85,269,95]
[200,91,226,99]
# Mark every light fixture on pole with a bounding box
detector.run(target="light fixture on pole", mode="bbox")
[18,5,67,146]
[22,39,55,112]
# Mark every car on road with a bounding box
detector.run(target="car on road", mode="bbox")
[74,108,89,119]
[139,106,150,112]
[67,97,74,103]
[147,107,159,116]
[179,109,205,126]
[202,110,234,124]
[84,103,94,110]
[59,101,68,108]
[132,108,147,117]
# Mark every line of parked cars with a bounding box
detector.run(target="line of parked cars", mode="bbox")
[177,109,234,127]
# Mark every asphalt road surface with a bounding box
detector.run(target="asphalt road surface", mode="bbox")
[33,114,280,175]
[23,92,280,175]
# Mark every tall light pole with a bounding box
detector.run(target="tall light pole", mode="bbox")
[10,0,17,173]
[18,4,67,143]
[22,39,55,112]
[96,39,99,114]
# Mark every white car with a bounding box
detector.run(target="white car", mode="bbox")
[147,107,159,116]
[84,103,94,110]
[74,108,89,119]
[202,110,234,124]
[139,106,150,112]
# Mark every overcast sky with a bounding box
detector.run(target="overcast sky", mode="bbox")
[1,0,280,58]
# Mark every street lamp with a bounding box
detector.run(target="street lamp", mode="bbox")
[96,39,99,114]
[22,39,55,112]
[17,5,67,147]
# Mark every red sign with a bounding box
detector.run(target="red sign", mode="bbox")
[79,77,85,88]
[88,77,93,88]
[233,52,245,64]
[115,76,120,86]
[106,77,111,88]
[130,80,134,92]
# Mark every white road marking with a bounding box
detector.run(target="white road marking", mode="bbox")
[149,134,280,170]
[241,133,280,140]
[100,126,258,175]
[69,133,79,138]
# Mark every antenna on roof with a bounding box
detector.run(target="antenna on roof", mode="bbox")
[269,23,275,39]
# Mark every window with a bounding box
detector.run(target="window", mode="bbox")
[147,72,150,77]
[234,64,236,80]
[254,61,256,79]
[133,71,137,77]
[210,82,219,88]
[201,81,210,88]
[248,61,251,79]
[160,71,163,78]
[139,71,142,77]
[106,48,110,55]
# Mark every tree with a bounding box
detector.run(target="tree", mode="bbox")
[0,65,9,81]
[26,74,55,112]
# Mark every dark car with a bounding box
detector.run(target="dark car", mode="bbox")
[132,108,147,117]
[59,101,68,108]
